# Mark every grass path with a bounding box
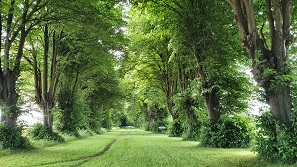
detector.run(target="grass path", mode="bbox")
[0,129,294,167]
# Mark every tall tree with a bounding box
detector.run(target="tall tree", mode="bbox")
[227,0,294,127]
[26,25,63,128]
[0,0,48,126]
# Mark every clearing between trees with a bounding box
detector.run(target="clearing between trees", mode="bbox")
[0,129,294,167]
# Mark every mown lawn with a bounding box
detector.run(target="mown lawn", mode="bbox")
[0,129,294,167]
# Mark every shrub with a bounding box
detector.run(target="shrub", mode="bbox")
[168,118,184,137]
[253,111,297,163]
[182,127,200,141]
[181,107,205,141]
[28,123,64,142]
[200,115,253,148]
[0,124,31,149]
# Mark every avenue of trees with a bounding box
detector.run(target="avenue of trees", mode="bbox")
[0,0,297,164]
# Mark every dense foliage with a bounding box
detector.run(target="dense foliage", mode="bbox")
[0,124,31,149]
[253,110,297,163]
[201,115,253,148]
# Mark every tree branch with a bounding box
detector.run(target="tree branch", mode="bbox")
[13,1,29,74]
[272,0,282,34]
[228,0,249,37]
[4,0,15,70]
[265,0,275,49]
[260,23,269,49]
[23,56,33,66]
[282,0,293,48]
[43,24,49,100]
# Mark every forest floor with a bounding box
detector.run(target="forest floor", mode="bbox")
[0,129,294,167]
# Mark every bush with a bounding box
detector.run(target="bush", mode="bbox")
[253,111,297,163]
[200,115,253,148]
[182,127,200,141]
[182,107,204,141]
[0,124,31,149]
[28,123,64,142]
[168,118,184,137]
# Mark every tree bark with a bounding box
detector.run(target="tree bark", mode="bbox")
[1,71,19,126]
[42,102,54,128]
[205,88,220,124]
[228,0,293,127]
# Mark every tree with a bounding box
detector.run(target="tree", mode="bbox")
[26,25,63,128]
[227,0,294,127]
[0,0,49,127]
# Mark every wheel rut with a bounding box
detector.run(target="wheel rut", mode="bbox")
[28,138,118,167]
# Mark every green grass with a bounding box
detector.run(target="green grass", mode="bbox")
[0,129,295,167]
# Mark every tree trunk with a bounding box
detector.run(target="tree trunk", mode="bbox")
[267,85,291,127]
[42,104,54,128]
[195,53,221,125]
[39,93,55,127]
[205,88,220,124]
[165,74,175,120]
[1,71,19,127]
[158,52,176,121]
[185,110,194,134]
[31,25,60,128]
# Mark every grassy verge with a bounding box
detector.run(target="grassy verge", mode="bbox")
[0,129,295,167]
[0,130,125,167]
